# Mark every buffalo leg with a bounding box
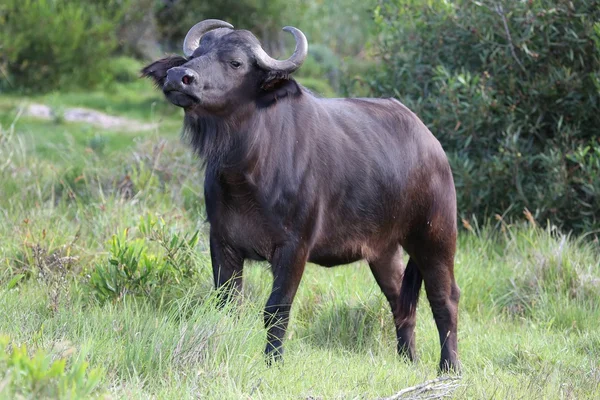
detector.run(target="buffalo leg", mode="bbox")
[209,231,243,307]
[369,248,422,361]
[264,243,308,362]
[416,253,460,373]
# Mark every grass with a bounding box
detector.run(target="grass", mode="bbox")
[0,83,599,399]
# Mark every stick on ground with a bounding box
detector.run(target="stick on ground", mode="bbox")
[380,376,462,400]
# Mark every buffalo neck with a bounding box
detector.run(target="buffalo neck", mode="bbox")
[184,89,313,187]
[183,102,256,170]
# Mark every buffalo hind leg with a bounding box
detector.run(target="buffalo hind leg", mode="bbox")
[369,248,423,362]
[413,250,460,373]
[264,243,308,363]
[209,231,244,308]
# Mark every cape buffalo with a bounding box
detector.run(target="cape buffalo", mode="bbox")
[143,19,460,372]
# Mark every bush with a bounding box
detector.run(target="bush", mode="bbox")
[152,0,373,94]
[89,215,202,303]
[366,0,600,232]
[0,336,104,399]
[153,0,300,52]
[0,0,120,92]
[296,44,342,93]
[297,77,337,98]
[107,56,144,84]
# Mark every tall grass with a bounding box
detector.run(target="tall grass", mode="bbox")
[0,89,598,398]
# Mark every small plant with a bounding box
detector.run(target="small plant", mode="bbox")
[129,160,160,195]
[51,105,66,125]
[8,223,79,289]
[89,229,161,302]
[0,336,104,399]
[89,215,201,303]
[88,134,108,154]
[140,214,200,281]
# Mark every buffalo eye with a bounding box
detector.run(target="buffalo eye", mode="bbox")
[229,60,242,69]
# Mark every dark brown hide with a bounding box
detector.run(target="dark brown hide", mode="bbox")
[143,26,460,373]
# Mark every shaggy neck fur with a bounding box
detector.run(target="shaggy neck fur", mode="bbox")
[183,79,306,171]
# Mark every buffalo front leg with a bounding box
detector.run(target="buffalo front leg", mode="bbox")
[209,231,243,308]
[264,243,308,363]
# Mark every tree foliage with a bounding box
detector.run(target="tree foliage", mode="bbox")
[153,0,305,54]
[365,0,600,231]
[153,0,375,93]
[0,0,373,94]
[0,0,129,92]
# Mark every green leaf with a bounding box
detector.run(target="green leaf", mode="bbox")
[7,274,25,289]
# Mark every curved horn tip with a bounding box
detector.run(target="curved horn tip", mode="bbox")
[285,27,308,66]
[282,26,306,40]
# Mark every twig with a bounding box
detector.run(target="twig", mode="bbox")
[380,376,462,400]
[470,1,527,74]
[494,2,527,73]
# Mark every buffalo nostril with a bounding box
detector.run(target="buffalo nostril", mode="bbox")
[182,74,194,85]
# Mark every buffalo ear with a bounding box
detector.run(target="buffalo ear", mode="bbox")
[257,70,301,107]
[141,56,187,87]
[260,70,291,91]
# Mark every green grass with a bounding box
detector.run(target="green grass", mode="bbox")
[0,85,599,399]
[0,75,181,121]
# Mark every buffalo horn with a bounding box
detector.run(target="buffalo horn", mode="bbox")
[252,26,308,73]
[183,19,234,58]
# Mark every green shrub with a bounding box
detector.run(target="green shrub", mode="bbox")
[296,44,342,93]
[89,215,201,303]
[366,0,600,232]
[0,0,119,92]
[152,0,373,95]
[297,77,337,98]
[0,336,104,399]
[107,56,144,84]
[153,0,297,51]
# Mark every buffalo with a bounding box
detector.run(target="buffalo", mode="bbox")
[143,19,460,372]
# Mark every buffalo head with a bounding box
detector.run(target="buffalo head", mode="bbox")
[142,19,308,114]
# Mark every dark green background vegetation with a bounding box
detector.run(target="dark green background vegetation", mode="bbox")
[365,0,600,233]
[2,0,598,232]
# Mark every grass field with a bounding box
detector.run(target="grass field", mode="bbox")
[0,83,599,399]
